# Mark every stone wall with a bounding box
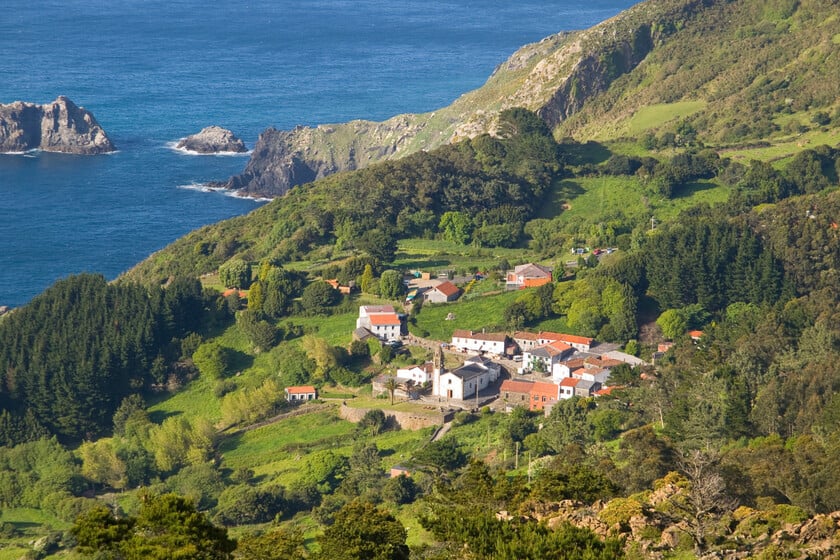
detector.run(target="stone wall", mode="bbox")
[339,404,453,431]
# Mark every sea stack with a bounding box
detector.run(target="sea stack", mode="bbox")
[0,96,115,154]
[176,126,247,154]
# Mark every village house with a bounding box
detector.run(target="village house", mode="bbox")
[600,350,647,367]
[513,331,541,353]
[395,362,434,385]
[356,305,402,342]
[285,385,317,402]
[506,263,553,289]
[500,379,534,408]
[433,355,501,401]
[559,377,578,399]
[499,379,560,412]
[530,381,560,412]
[574,378,601,398]
[520,341,574,375]
[450,330,510,356]
[423,280,461,304]
[552,357,586,382]
[326,278,354,295]
[390,465,412,478]
[538,331,594,353]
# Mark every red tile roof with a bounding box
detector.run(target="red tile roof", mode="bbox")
[286,385,316,394]
[532,381,559,397]
[501,379,534,393]
[370,313,401,326]
[560,377,579,387]
[433,281,460,297]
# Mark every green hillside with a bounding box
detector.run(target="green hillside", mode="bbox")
[4,1,840,558]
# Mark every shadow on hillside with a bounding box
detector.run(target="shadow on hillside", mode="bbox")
[148,409,181,424]
[561,140,612,166]
[394,257,451,270]
[537,180,586,218]
[227,349,254,374]
[674,181,717,199]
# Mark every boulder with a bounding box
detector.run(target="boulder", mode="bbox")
[176,126,247,154]
[0,96,115,154]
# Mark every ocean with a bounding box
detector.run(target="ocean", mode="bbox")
[0,0,637,307]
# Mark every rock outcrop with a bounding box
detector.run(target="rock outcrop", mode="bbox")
[175,126,247,154]
[0,96,115,154]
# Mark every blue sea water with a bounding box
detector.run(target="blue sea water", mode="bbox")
[0,0,637,307]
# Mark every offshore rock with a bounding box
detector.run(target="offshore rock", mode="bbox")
[0,96,115,154]
[176,125,247,154]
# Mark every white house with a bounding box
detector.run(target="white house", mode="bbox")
[451,330,509,356]
[559,377,578,400]
[423,280,461,304]
[356,305,402,342]
[285,385,317,402]
[432,355,501,401]
[520,341,574,375]
[395,362,434,385]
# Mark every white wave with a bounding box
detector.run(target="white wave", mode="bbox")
[176,182,269,202]
[0,148,39,155]
[166,140,251,157]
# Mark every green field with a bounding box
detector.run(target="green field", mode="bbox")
[621,101,707,136]
[411,289,521,341]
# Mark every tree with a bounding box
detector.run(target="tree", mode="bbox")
[357,228,398,263]
[384,377,399,405]
[219,258,252,289]
[379,270,405,300]
[414,438,467,472]
[657,308,688,341]
[317,500,409,560]
[439,211,473,244]
[236,527,307,560]
[382,475,418,505]
[670,450,737,556]
[301,281,338,314]
[72,493,235,560]
[360,264,375,294]
[236,310,280,352]
[193,341,231,380]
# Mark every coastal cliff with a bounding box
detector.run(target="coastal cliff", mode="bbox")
[0,96,115,154]
[219,0,688,197]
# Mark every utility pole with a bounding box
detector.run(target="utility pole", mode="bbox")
[527,451,532,484]
[515,441,520,470]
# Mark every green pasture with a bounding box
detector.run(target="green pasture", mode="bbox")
[411,290,521,341]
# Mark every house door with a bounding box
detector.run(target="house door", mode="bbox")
[447,390,453,399]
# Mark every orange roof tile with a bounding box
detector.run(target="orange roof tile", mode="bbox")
[501,379,534,393]
[514,331,540,340]
[560,377,579,387]
[433,281,460,297]
[370,313,401,326]
[286,385,316,394]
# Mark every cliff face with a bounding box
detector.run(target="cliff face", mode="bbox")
[0,96,115,154]
[221,0,691,197]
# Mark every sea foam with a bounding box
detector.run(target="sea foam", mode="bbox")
[166,141,252,157]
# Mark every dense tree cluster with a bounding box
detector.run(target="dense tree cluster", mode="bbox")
[0,274,220,442]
